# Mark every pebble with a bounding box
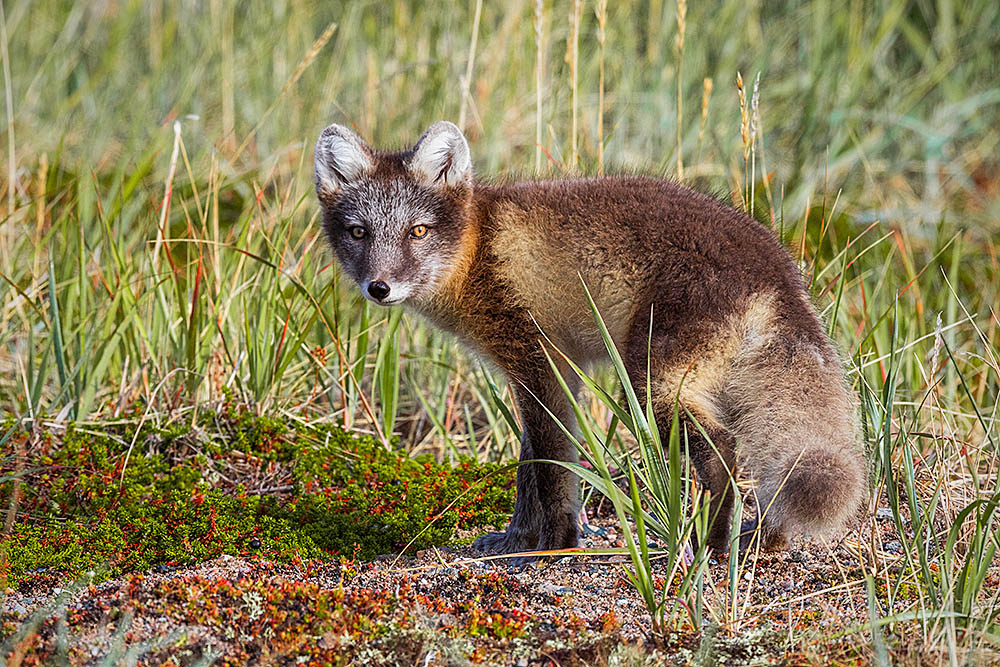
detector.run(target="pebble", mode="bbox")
[539,583,574,596]
[434,612,457,627]
[582,524,608,537]
[876,508,895,521]
[884,541,903,553]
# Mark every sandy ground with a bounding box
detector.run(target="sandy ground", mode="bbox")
[8,504,965,666]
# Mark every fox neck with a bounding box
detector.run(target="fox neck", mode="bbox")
[438,194,484,295]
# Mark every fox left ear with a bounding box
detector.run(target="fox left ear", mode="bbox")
[314,124,374,200]
[409,121,472,187]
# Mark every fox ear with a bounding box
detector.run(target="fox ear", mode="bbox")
[409,121,472,187]
[314,124,373,199]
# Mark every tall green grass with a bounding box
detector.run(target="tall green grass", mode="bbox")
[541,281,717,635]
[1,0,999,659]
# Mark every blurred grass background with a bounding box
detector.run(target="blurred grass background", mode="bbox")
[4,0,999,223]
[1,0,999,656]
[1,0,998,425]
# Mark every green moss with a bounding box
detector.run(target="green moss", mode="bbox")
[1,410,515,583]
[290,425,514,559]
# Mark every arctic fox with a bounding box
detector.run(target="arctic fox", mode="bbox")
[313,120,865,557]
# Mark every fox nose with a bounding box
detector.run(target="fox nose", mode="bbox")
[367,280,391,301]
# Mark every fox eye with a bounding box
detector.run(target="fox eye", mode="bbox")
[347,226,366,240]
[410,224,429,239]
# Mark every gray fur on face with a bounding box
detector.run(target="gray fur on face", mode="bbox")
[338,179,451,304]
[314,122,474,307]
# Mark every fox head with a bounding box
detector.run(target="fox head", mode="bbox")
[313,121,474,306]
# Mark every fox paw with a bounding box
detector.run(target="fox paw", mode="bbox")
[473,530,533,553]
[738,519,789,553]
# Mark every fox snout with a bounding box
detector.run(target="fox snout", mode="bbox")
[359,277,410,306]
[364,279,391,303]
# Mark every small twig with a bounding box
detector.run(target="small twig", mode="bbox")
[534,0,545,174]
[457,0,483,131]
[566,0,582,169]
[0,0,15,219]
[152,122,182,272]
[249,485,294,495]
[232,21,337,163]
[120,368,190,485]
[675,0,686,180]
[595,0,607,175]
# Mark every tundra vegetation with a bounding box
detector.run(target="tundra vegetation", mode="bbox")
[0,0,998,664]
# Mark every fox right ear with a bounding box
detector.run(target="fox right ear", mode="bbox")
[409,121,472,187]
[314,124,373,199]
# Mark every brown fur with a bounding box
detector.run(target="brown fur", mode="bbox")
[314,123,867,559]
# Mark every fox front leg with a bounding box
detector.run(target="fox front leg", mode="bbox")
[474,372,581,560]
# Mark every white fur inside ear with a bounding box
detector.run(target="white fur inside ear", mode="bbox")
[314,124,373,197]
[409,121,472,186]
